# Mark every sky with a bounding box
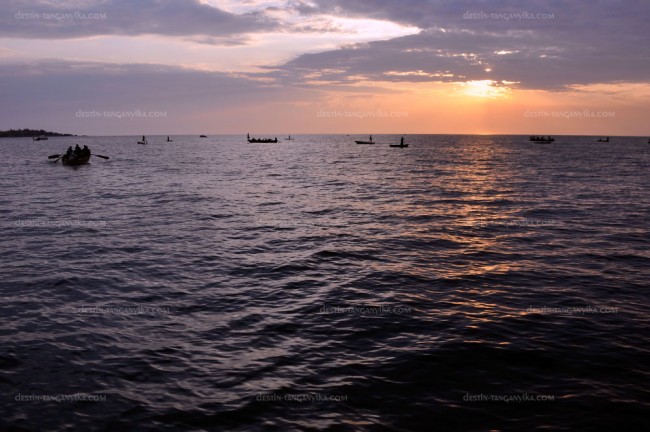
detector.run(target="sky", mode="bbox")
[0,0,649,135]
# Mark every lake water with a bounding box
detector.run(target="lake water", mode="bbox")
[1,134,649,431]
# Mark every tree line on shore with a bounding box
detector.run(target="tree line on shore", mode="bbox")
[0,128,75,137]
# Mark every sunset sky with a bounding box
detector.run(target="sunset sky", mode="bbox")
[1,0,649,135]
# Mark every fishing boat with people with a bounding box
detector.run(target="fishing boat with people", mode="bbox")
[247,133,278,143]
[48,144,109,166]
[62,154,91,166]
[390,137,409,148]
[597,137,609,142]
[355,134,375,144]
[530,135,555,143]
[138,135,148,145]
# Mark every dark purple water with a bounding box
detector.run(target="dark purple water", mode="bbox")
[1,135,649,431]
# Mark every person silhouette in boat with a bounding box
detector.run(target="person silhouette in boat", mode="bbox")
[74,144,82,156]
[370,135,373,142]
[82,145,90,156]
[66,146,73,158]
[400,137,404,146]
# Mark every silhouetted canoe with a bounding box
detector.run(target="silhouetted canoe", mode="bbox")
[355,140,375,144]
[597,137,609,142]
[33,135,48,141]
[248,138,278,143]
[530,136,554,142]
[61,154,91,166]
[389,144,409,148]
[200,135,207,138]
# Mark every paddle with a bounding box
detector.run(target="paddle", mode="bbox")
[93,154,109,160]
[51,156,62,163]
[48,154,61,159]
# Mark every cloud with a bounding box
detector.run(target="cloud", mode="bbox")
[0,59,298,133]
[1,0,277,40]
[1,0,649,135]
[272,0,650,90]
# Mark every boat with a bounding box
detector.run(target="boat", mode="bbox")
[166,136,173,142]
[355,135,375,145]
[61,154,91,166]
[247,133,278,143]
[138,135,147,145]
[285,135,295,140]
[249,138,278,143]
[530,135,555,143]
[49,147,109,165]
[200,135,207,138]
[33,135,48,141]
[390,137,408,148]
[597,137,609,142]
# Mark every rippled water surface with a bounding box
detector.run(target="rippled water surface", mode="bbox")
[2,135,649,431]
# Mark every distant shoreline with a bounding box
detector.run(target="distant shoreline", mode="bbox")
[0,129,76,138]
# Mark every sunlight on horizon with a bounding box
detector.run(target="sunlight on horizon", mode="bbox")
[460,80,513,99]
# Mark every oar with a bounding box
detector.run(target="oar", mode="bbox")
[48,154,61,159]
[92,154,110,160]
[51,156,62,163]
